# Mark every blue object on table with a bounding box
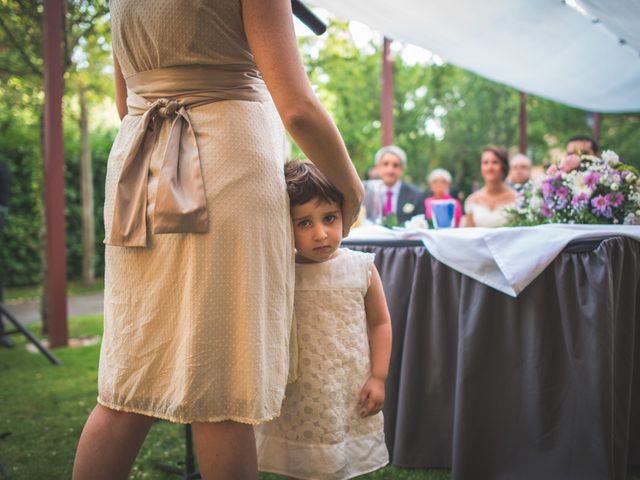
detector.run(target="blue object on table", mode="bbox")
[431,199,456,228]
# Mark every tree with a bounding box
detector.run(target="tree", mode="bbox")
[298,20,382,176]
[66,17,112,284]
[0,0,110,331]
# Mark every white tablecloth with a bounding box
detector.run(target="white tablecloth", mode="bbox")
[346,224,640,297]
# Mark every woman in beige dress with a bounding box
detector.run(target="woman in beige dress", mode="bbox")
[72,1,363,479]
[464,145,517,227]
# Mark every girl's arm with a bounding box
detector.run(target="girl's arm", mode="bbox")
[242,0,363,236]
[358,265,392,417]
[113,53,127,120]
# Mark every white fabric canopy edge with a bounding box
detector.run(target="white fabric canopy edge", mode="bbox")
[309,0,640,113]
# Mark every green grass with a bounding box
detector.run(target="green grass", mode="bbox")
[0,315,449,480]
[3,279,104,303]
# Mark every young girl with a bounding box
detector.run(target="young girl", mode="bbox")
[256,160,392,480]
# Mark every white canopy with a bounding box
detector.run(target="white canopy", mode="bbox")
[310,0,640,113]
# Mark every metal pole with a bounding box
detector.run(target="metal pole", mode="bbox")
[592,112,601,145]
[43,0,68,348]
[519,91,528,154]
[381,37,394,146]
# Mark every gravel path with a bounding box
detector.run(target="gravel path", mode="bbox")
[2,291,104,326]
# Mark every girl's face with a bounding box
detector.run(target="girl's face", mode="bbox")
[430,177,449,197]
[291,199,343,263]
[480,150,504,183]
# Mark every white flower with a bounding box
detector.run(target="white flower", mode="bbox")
[624,213,640,225]
[611,183,619,191]
[626,174,636,184]
[404,214,428,230]
[402,203,415,214]
[529,195,542,209]
[601,150,619,165]
[569,171,593,196]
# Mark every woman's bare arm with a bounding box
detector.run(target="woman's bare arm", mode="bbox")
[113,53,127,120]
[242,0,363,235]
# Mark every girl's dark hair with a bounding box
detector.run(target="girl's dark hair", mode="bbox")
[284,160,344,208]
[481,145,510,179]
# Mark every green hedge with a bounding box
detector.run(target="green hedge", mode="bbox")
[0,113,115,288]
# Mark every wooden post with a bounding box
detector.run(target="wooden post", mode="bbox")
[592,112,601,145]
[43,0,68,348]
[519,91,528,154]
[381,37,394,146]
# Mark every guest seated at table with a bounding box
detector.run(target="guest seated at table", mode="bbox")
[424,168,462,227]
[566,135,598,156]
[464,145,517,228]
[364,145,427,224]
[507,153,532,193]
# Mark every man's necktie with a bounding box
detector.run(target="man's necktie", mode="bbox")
[384,189,393,216]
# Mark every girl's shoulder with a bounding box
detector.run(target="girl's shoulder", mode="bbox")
[339,247,375,264]
[295,248,374,292]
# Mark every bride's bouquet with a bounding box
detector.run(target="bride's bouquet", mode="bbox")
[507,150,640,226]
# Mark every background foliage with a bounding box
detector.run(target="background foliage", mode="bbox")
[0,12,639,288]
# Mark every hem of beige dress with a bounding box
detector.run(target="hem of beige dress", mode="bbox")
[97,396,281,425]
[258,462,389,480]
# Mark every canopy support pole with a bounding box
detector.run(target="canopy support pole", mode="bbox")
[43,0,68,348]
[381,37,394,146]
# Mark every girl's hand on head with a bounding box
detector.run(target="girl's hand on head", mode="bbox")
[357,376,385,417]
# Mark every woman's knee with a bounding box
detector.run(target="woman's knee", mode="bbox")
[93,404,156,430]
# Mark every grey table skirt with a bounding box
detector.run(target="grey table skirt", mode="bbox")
[344,235,640,480]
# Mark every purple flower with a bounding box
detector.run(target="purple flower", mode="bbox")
[571,193,590,208]
[584,171,601,189]
[610,192,624,207]
[540,205,554,218]
[556,186,569,199]
[541,180,554,197]
[591,194,612,218]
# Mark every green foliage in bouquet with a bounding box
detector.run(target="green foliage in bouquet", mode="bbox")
[507,151,640,226]
[381,213,399,228]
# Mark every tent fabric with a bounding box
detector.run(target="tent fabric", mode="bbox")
[309,0,640,113]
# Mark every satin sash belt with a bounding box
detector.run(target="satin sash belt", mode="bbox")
[105,64,269,247]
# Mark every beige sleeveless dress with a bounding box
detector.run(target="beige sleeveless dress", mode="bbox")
[99,0,295,424]
[256,249,388,479]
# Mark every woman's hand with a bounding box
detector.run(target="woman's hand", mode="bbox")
[341,181,364,237]
[357,376,385,417]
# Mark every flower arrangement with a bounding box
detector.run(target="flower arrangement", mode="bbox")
[507,150,640,226]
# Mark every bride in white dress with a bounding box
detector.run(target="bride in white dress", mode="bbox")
[464,145,517,227]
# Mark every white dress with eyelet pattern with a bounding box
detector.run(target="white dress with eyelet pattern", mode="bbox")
[256,248,389,480]
[98,0,294,424]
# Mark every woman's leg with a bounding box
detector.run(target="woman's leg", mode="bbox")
[72,404,155,480]
[192,421,257,480]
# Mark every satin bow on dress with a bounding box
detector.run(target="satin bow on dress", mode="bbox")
[105,64,269,247]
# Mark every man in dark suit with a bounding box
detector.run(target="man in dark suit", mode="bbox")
[364,145,426,224]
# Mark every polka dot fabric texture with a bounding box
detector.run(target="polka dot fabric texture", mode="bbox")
[109,0,256,79]
[100,0,295,424]
[256,249,389,480]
